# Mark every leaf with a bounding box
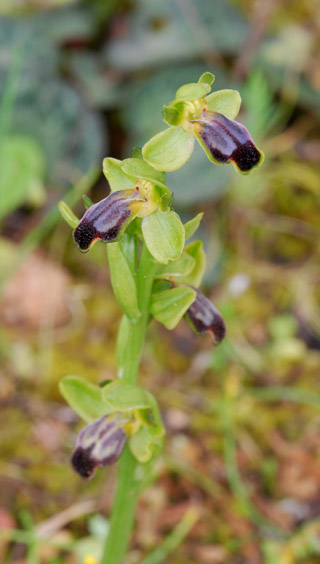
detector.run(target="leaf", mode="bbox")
[103,157,136,192]
[0,135,46,221]
[180,240,206,287]
[59,376,112,423]
[142,210,185,264]
[121,158,167,189]
[175,82,211,101]
[150,285,196,330]
[206,89,241,119]
[142,127,195,172]
[107,243,141,320]
[184,213,203,240]
[58,201,79,229]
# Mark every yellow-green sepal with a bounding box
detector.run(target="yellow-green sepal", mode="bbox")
[59,376,112,423]
[205,89,241,119]
[150,285,196,330]
[142,126,195,172]
[175,82,211,102]
[179,240,206,287]
[103,157,136,192]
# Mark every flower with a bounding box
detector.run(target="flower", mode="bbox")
[73,188,145,252]
[185,288,226,344]
[142,74,264,175]
[193,110,263,173]
[71,413,129,479]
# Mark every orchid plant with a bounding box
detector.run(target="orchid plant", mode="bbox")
[59,72,263,564]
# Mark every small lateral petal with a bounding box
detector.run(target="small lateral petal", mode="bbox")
[73,189,144,252]
[185,288,226,344]
[194,111,263,174]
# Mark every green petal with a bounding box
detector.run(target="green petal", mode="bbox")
[150,285,196,330]
[175,82,211,101]
[142,127,195,172]
[142,210,185,264]
[103,157,136,192]
[205,89,241,119]
[59,376,112,423]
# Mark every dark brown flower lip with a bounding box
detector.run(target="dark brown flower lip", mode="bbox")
[73,188,144,252]
[71,415,128,479]
[193,110,263,173]
[185,287,226,344]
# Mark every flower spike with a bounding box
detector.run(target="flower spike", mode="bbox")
[193,110,263,173]
[73,189,144,252]
[71,414,129,479]
[185,288,226,344]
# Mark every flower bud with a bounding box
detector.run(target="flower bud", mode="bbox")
[73,189,144,252]
[185,288,226,343]
[193,110,263,173]
[71,414,128,479]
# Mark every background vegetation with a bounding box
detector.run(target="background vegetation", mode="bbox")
[0,0,320,562]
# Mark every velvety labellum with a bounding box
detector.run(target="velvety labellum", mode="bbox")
[185,288,226,344]
[73,189,144,252]
[196,111,263,173]
[71,414,128,478]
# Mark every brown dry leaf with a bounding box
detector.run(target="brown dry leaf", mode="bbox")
[270,432,320,501]
[1,252,71,329]
[0,507,16,562]
[192,544,228,564]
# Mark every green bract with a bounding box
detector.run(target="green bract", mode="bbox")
[107,242,141,321]
[184,213,204,240]
[142,210,185,264]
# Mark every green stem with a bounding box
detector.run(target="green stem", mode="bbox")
[101,243,157,564]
